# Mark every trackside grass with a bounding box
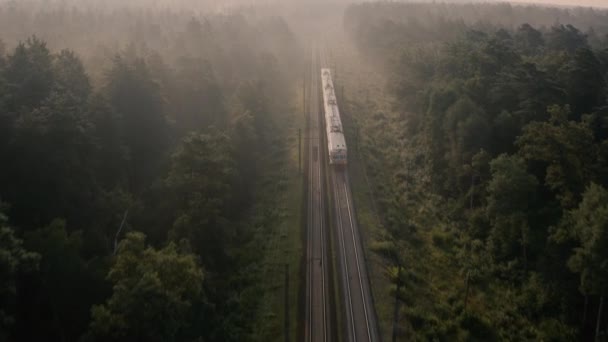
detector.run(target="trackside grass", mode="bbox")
[248,86,305,341]
[330,36,396,340]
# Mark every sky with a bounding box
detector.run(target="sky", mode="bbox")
[1,0,607,10]
[506,0,608,8]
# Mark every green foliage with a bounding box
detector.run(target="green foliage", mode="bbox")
[558,48,605,118]
[21,219,109,341]
[235,80,272,143]
[0,213,39,339]
[53,50,91,102]
[3,37,54,111]
[104,56,169,192]
[86,232,204,342]
[345,2,608,340]
[0,85,95,228]
[546,24,589,54]
[458,311,497,341]
[171,57,224,134]
[166,131,237,268]
[567,183,608,296]
[87,95,128,189]
[517,105,597,208]
[487,154,537,216]
[514,24,544,55]
[0,9,302,338]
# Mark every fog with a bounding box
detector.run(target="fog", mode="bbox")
[2,0,608,341]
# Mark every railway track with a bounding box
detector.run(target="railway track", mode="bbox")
[304,41,379,342]
[305,43,330,342]
[320,44,379,342]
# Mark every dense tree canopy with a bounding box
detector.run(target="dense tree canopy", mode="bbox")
[345,2,608,340]
[85,232,204,342]
[0,212,38,340]
[0,5,301,340]
[6,0,608,341]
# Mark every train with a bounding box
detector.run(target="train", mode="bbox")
[321,68,347,165]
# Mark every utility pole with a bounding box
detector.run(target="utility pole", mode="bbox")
[284,263,289,342]
[301,57,306,176]
[303,71,306,118]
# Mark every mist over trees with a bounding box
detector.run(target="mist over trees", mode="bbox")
[0,2,302,340]
[3,0,608,341]
[344,2,608,340]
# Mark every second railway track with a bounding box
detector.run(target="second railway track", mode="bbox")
[305,43,330,342]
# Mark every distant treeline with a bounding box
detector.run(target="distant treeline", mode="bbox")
[345,2,608,62]
[345,2,608,340]
[0,8,300,342]
[0,2,299,86]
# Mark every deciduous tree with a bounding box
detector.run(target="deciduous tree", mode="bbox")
[86,232,204,342]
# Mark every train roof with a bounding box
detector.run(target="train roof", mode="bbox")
[328,131,346,151]
[321,68,343,133]
[321,68,347,154]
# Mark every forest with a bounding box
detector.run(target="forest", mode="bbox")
[0,2,303,341]
[342,2,608,341]
[4,0,608,341]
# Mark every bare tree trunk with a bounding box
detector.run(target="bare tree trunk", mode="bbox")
[114,209,129,255]
[50,299,66,342]
[521,225,528,271]
[584,294,589,327]
[464,270,471,312]
[596,293,604,342]
[522,243,527,271]
[470,173,474,210]
[392,265,402,342]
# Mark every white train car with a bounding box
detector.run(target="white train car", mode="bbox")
[321,68,347,165]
